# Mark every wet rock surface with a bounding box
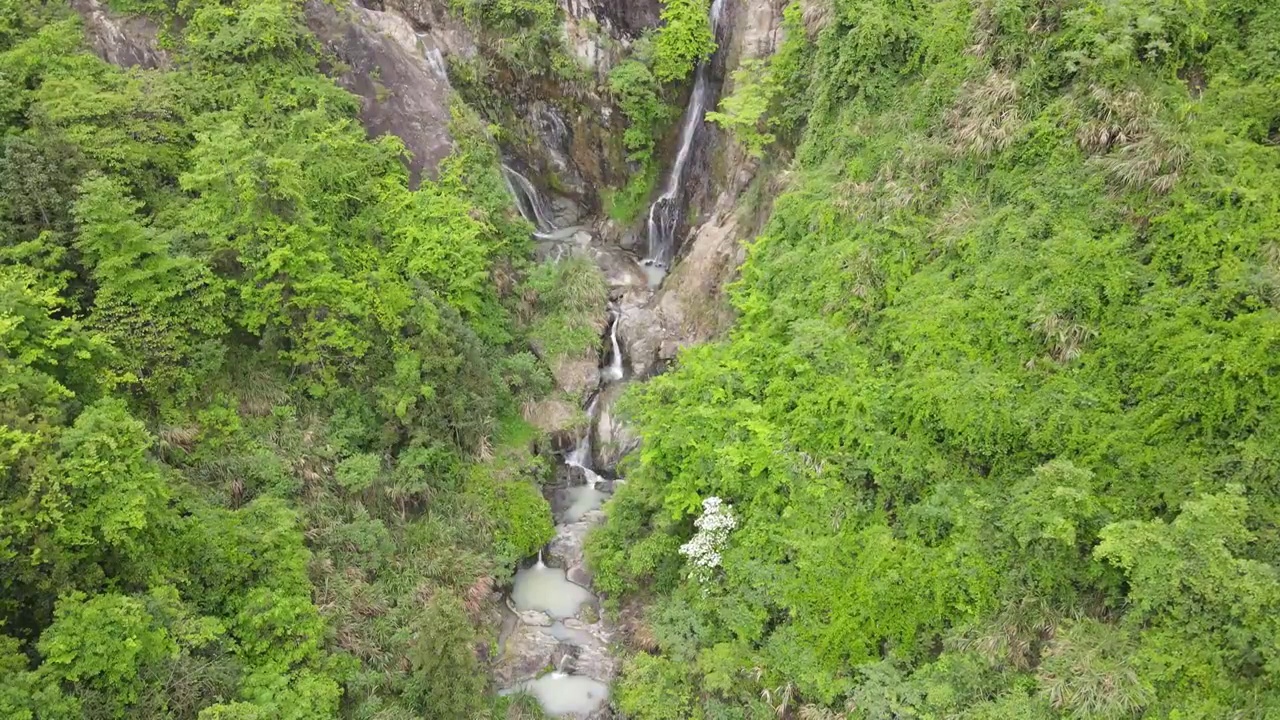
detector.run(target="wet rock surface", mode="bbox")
[71,0,170,69]
[304,1,459,185]
[592,384,639,470]
[499,218,627,714]
[496,469,617,718]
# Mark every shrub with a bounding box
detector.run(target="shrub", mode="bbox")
[653,0,715,82]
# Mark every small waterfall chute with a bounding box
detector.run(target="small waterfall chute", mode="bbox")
[564,395,603,488]
[501,163,556,233]
[605,311,624,382]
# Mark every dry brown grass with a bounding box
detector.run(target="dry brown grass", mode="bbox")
[1259,241,1280,309]
[1092,137,1187,194]
[929,195,978,260]
[235,367,288,417]
[968,0,1064,59]
[959,596,1066,670]
[617,600,660,652]
[967,0,1000,58]
[157,424,199,451]
[760,680,796,718]
[948,71,1023,156]
[798,701,856,720]
[1031,309,1097,365]
[864,137,948,220]
[1074,87,1187,194]
[1037,620,1152,717]
[800,0,834,37]
[463,574,495,621]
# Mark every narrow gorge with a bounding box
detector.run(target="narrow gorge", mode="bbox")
[491,0,739,700]
[306,0,781,713]
[58,0,775,715]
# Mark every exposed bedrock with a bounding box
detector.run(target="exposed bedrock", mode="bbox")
[70,0,170,69]
[305,1,461,185]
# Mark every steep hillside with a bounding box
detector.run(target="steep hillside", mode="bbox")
[0,1,577,717]
[590,0,1280,717]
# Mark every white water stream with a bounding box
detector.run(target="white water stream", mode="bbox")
[500,164,631,716]
[502,163,556,233]
[604,310,624,382]
[644,0,729,268]
[498,5,729,695]
[506,392,611,715]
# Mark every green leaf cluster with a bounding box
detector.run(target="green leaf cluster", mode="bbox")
[652,0,716,83]
[706,59,780,158]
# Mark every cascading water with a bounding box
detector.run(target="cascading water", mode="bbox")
[564,395,603,489]
[605,310,624,383]
[501,2,737,697]
[643,0,729,272]
[505,386,616,713]
[501,163,556,233]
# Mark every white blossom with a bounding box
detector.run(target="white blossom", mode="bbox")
[679,496,737,583]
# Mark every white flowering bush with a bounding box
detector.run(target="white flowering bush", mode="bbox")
[679,497,737,583]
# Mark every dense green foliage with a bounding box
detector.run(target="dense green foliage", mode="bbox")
[705,59,779,158]
[592,0,1280,717]
[0,1,567,717]
[610,55,673,164]
[525,256,608,368]
[450,0,579,80]
[605,39,670,223]
[652,0,716,83]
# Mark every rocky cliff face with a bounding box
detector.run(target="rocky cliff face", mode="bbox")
[74,0,790,442]
[366,0,648,217]
[73,0,462,185]
[71,0,170,69]
[616,0,791,376]
[305,1,460,185]
[71,0,792,712]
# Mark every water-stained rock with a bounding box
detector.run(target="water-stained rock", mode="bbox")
[495,622,562,687]
[517,608,554,627]
[304,0,457,185]
[71,0,170,69]
[546,355,599,400]
[592,383,639,470]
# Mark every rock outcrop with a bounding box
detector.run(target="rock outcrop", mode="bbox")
[612,0,792,376]
[304,1,461,185]
[71,0,170,69]
[72,0,463,185]
[369,0,645,213]
[591,383,639,471]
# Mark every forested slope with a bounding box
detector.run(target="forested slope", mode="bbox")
[590,0,1280,717]
[0,1,576,717]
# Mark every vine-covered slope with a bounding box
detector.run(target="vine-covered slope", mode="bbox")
[0,1,595,717]
[591,0,1280,717]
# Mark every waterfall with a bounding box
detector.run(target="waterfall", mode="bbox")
[532,225,587,241]
[564,395,603,489]
[501,163,556,233]
[605,311,624,382]
[500,0,739,693]
[644,0,729,267]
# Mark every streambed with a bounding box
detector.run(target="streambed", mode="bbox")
[496,413,620,718]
